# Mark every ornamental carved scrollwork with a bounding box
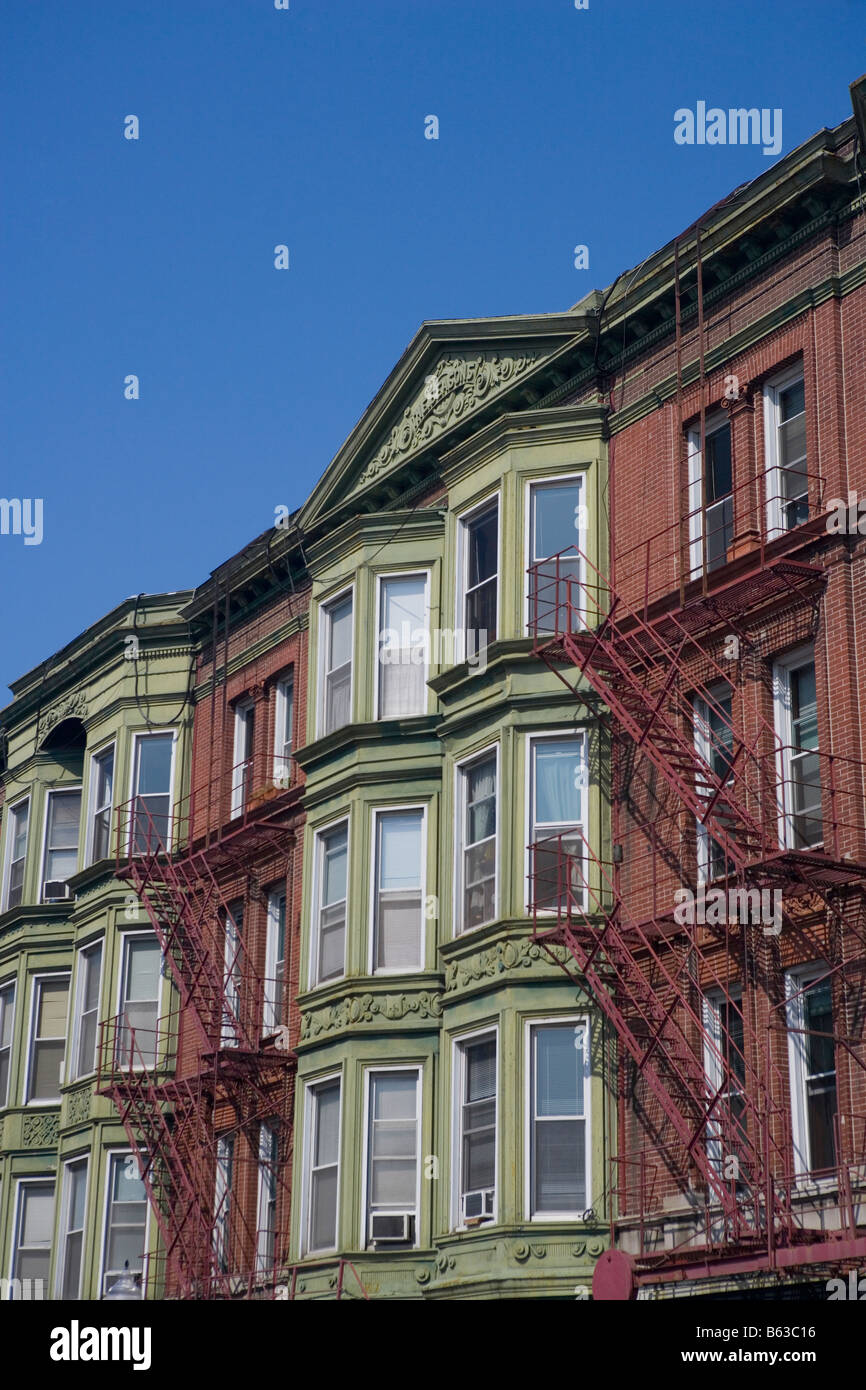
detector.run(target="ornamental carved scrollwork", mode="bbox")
[66,1086,91,1126]
[300,989,443,1041]
[444,937,568,993]
[42,690,88,732]
[357,350,543,488]
[22,1111,60,1148]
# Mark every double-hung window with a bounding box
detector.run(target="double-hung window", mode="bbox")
[56,1158,88,1299]
[456,1034,497,1225]
[222,902,244,1047]
[528,1021,588,1218]
[304,1076,341,1254]
[693,684,736,881]
[321,592,353,735]
[377,574,428,718]
[457,752,497,933]
[703,991,748,1181]
[72,940,103,1080]
[312,823,348,985]
[41,788,81,899]
[688,417,733,576]
[786,968,838,1176]
[364,1070,420,1248]
[117,935,161,1068]
[11,1181,55,1295]
[26,974,69,1102]
[765,367,808,536]
[102,1153,146,1297]
[372,809,423,972]
[528,477,584,633]
[528,735,585,912]
[130,732,174,853]
[263,889,287,1034]
[4,799,29,910]
[273,674,294,785]
[231,700,255,819]
[88,745,114,864]
[0,981,15,1106]
[774,650,822,850]
[460,500,498,649]
[214,1135,234,1273]
[256,1122,279,1274]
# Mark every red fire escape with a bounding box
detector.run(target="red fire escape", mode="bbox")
[98,762,300,1300]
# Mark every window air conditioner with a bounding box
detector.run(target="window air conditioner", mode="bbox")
[462,1188,495,1223]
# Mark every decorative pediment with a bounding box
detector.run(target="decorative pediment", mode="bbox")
[42,690,87,731]
[355,348,544,492]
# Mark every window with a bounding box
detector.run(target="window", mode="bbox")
[263,890,286,1034]
[312,823,348,985]
[26,974,69,1102]
[222,902,243,1047]
[460,500,498,647]
[765,368,807,536]
[56,1159,88,1299]
[703,992,748,1181]
[304,1076,341,1254]
[273,674,294,785]
[364,1070,419,1248]
[102,1154,146,1297]
[214,1135,234,1273]
[256,1122,279,1275]
[528,735,585,912]
[72,941,103,1080]
[41,788,81,898]
[11,1181,55,1295]
[457,752,497,934]
[528,1021,588,1218]
[528,477,584,632]
[4,799,29,910]
[130,732,174,853]
[0,982,14,1107]
[231,700,255,818]
[321,592,353,735]
[693,685,736,881]
[117,935,161,1068]
[787,969,838,1176]
[456,1034,497,1225]
[774,652,821,849]
[377,574,428,719]
[372,809,423,972]
[88,745,114,864]
[688,417,733,575]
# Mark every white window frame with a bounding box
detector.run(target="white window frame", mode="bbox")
[221,900,244,1048]
[214,1133,234,1273]
[772,645,821,851]
[127,729,178,854]
[301,1071,342,1257]
[98,1149,150,1299]
[374,570,430,720]
[368,804,427,975]
[39,785,83,900]
[785,964,837,1180]
[71,938,103,1081]
[687,412,733,579]
[0,979,15,1108]
[523,1015,591,1222]
[256,1121,280,1275]
[702,988,745,1176]
[23,970,70,1105]
[524,730,588,915]
[263,887,287,1035]
[455,493,501,656]
[360,1065,422,1250]
[309,816,350,989]
[317,586,354,738]
[2,796,30,912]
[692,683,734,884]
[230,699,256,819]
[115,930,163,1070]
[9,1177,55,1298]
[763,363,807,540]
[451,1026,499,1231]
[86,742,115,866]
[454,744,499,937]
[272,672,294,784]
[55,1156,89,1299]
[523,473,587,633]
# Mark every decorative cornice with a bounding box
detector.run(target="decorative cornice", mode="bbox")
[444,935,572,994]
[42,690,87,732]
[355,349,545,492]
[300,988,443,1041]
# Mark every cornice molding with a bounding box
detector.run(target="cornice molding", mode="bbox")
[298,980,445,1043]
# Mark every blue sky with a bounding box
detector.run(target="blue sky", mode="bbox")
[1,0,861,693]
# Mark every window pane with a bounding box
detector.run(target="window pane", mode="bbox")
[535,1119,586,1211]
[328,596,353,669]
[467,508,497,588]
[38,979,69,1035]
[378,813,421,892]
[32,1040,65,1098]
[532,481,582,561]
[135,736,173,795]
[125,938,160,1000]
[311,1169,337,1249]
[536,1025,584,1117]
[322,828,347,904]
[315,1083,340,1165]
[534,740,582,826]
[705,425,732,502]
